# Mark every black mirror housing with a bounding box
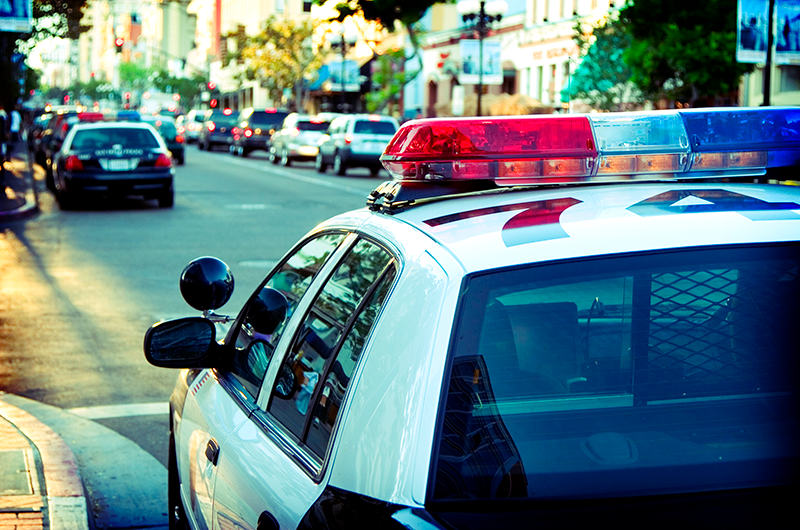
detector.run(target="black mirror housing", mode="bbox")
[144,317,220,368]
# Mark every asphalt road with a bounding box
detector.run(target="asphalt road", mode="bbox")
[0,144,381,471]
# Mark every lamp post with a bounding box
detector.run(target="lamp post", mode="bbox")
[328,30,358,113]
[457,0,507,116]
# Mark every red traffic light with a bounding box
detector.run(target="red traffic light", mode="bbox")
[115,37,124,47]
[207,82,216,90]
[124,92,131,100]
[210,99,218,108]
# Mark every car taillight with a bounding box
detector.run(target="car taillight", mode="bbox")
[176,135,185,143]
[207,122,216,132]
[178,126,185,134]
[290,127,300,137]
[242,128,251,138]
[345,134,353,144]
[65,155,84,171]
[155,153,173,167]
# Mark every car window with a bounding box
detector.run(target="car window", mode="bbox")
[267,238,395,455]
[230,233,347,398]
[71,128,160,149]
[353,120,397,135]
[249,111,289,127]
[206,113,238,127]
[297,121,330,132]
[434,244,799,501]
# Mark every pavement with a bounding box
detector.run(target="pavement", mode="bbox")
[1,141,87,530]
[1,142,169,530]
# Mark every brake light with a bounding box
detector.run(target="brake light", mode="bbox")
[154,153,173,167]
[207,121,216,132]
[223,108,233,115]
[290,127,300,137]
[245,128,253,138]
[178,125,185,134]
[368,114,381,121]
[345,134,353,144]
[232,127,241,136]
[65,155,84,171]
[176,135,185,144]
[265,108,277,113]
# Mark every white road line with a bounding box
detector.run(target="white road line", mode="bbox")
[67,402,169,419]
[223,156,373,197]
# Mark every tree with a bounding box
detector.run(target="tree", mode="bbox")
[563,17,643,111]
[366,49,410,113]
[619,0,752,106]
[241,16,325,110]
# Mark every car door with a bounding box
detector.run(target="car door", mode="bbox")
[210,235,398,530]
[175,232,350,530]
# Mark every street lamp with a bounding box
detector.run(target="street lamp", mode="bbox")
[327,29,358,113]
[457,0,507,116]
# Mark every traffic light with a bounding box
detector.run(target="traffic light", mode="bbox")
[210,99,218,108]
[207,81,216,90]
[124,92,131,102]
[115,37,124,53]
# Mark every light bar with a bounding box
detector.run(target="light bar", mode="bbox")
[379,108,800,185]
[381,116,596,183]
[589,112,690,175]
[680,107,800,172]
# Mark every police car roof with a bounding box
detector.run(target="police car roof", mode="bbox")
[351,107,800,273]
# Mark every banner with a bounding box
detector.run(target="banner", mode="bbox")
[776,0,800,64]
[737,0,770,63]
[0,0,32,33]
[459,39,502,86]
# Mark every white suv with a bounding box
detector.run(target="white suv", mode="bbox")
[316,114,400,176]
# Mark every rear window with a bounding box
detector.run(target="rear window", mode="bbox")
[297,121,330,132]
[71,128,160,150]
[434,244,799,502]
[206,113,238,127]
[152,120,177,136]
[248,111,289,127]
[353,120,397,135]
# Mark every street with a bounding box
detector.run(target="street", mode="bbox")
[0,145,382,529]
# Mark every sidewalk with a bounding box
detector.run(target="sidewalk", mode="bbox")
[1,140,40,222]
[0,397,88,530]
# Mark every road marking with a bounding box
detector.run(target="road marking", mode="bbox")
[67,402,169,419]
[224,156,372,197]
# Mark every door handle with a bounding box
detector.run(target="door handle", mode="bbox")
[205,439,219,466]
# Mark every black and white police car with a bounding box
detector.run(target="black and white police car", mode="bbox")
[145,107,799,529]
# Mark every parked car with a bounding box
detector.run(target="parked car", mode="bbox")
[230,107,290,157]
[178,110,206,144]
[41,110,105,190]
[142,115,186,165]
[52,121,175,209]
[268,113,330,166]
[29,112,53,167]
[316,114,400,176]
[198,108,238,151]
[145,107,800,529]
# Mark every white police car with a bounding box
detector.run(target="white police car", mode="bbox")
[145,107,799,529]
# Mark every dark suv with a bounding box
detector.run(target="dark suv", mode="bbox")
[231,107,289,157]
[198,108,238,152]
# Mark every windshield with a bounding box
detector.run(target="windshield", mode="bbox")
[433,244,799,502]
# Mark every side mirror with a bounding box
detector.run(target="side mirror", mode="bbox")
[180,257,234,311]
[274,364,297,400]
[144,317,219,368]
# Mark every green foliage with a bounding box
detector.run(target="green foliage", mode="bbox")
[119,62,155,90]
[619,0,752,104]
[563,17,643,111]
[241,16,324,108]
[365,49,409,112]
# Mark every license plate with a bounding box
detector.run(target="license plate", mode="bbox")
[108,159,129,171]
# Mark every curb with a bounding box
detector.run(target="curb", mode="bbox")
[1,147,41,223]
[0,398,89,530]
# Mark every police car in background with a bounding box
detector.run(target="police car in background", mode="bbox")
[145,107,799,529]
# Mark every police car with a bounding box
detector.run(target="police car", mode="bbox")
[144,107,799,529]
